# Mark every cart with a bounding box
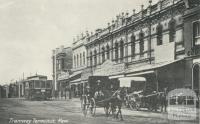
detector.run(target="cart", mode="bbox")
[81,76,115,117]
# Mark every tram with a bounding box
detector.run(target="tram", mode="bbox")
[25,80,52,100]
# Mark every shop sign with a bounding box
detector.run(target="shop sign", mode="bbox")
[41,89,46,92]
[94,60,125,76]
[58,71,69,81]
[193,58,200,64]
[154,42,175,63]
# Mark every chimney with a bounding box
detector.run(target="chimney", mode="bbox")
[122,12,124,18]
[126,12,129,18]
[158,0,162,11]
[86,30,89,36]
[141,4,144,18]
[133,9,136,15]
[108,22,110,27]
[147,0,152,16]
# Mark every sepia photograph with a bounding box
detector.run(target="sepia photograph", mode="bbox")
[0,0,200,124]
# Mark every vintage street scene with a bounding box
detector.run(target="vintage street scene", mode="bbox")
[0,0,200,124]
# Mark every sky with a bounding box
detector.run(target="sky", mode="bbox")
[0,0,159,85]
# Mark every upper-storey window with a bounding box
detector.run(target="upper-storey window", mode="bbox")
[139,32,144,56]
[61,58,65,70]
[106,44,110,60]
[157,24,163,45]
[102,47,105,63]
[83,52,85,65]
[120,40,124,60]
[80,53,82,66]
[193,21,200,46]
[74,55,76,68]
[131,35,136,58]
[94,49,97,66]
[90,51,93,67]
[115,42,119,61]
[169,19,176,42]
[77,54,79,67]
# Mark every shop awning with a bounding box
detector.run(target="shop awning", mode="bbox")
[69,71,82,78]
[126,59,184,75]
[70,78,81,83]
[119,77,146,87]
[109,75,124,79]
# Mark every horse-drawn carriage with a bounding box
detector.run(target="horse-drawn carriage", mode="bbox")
[81,76,124,120]
[119,77,165,111]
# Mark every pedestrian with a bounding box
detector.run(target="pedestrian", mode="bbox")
[160,88,167,112]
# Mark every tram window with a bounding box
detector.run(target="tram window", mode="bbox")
[178,96,186,105]
[46,81,51,88]
[187,96,194,105]
[170,97,176,105]
[29,82,34,88]
[41,81,45,88]
[35,81,40,88]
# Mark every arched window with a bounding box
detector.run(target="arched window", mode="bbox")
[74,55,76,68]
[94,49,97,66]
[120,40,124,60]
[106,44,110,60]
[131,35,136,57]
[115,42,119,61]
[157,24,163,45]
[169,19,176,42]
[193,21,200,46]
[139,32,144,56]
[90,51,93,67]
[77,54,79,67]
[80,53,82,66]
[102,47,105,63]
[83,52,85,65]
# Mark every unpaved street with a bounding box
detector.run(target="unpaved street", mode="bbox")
[0,98,198,124]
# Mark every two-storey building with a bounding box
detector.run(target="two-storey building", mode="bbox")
[70,34,88,97]
[82,0,200,94]
[52,46,72,98]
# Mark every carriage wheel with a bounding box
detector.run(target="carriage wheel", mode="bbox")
[129,101,135,110]
[89,98,96,116]
[81,96,88,116]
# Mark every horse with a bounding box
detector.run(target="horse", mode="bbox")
[105,89,124,121]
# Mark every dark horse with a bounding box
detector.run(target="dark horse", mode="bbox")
[104,89,124,121]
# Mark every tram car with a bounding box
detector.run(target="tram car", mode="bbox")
[24,76,52,100]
